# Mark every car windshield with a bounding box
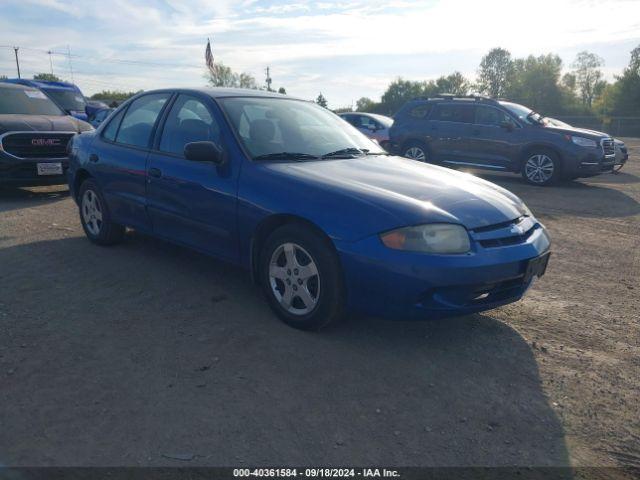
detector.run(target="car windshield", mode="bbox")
[370,113,393,128]
[43,88,87,112]
[219,97,385,160]
[499,101,545,125]
[0,87,65,115]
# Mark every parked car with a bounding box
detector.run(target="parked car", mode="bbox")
[87,107,115,128]
[389,95,617,186]
[338,112,393,149]
[68,88,550,330]
[85,100,110,118]
[0,83,93,186]
[3,78,89,121]
[546,117,628,170]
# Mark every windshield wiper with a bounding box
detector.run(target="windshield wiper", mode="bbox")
[322,147,368,159]
[253,152,319,161]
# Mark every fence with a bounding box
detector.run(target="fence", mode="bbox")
[552,116,640,138]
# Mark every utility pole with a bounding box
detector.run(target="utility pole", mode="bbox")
[265,66,272,92]
[67,45,75,84]
[47,50,54,75]
[13,46,20,78]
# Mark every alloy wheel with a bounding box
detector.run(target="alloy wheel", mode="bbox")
[269,242,320,315]
[524,154,554,184]
[405,147,426,161]
[81,189,103,236]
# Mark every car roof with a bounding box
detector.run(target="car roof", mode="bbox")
[0,82,37,91]
[136,87,305,101]
[3,78,81,91]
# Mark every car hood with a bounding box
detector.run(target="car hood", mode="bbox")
[265,155,530,231]
[0,114,89,134]
[542,123,609,139]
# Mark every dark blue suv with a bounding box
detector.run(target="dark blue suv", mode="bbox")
[388,95,616,186]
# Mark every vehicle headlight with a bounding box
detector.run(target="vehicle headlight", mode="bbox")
[380,223,470,254]
[571,136,598,148]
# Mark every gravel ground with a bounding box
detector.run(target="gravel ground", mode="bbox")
[0,140,638,475]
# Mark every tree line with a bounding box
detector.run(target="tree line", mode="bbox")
[348,45,640,118]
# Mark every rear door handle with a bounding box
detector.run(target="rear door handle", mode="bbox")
[89,154,99,162]
[148,167,162,178]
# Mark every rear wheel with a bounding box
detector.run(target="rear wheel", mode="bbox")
[78,179,125,245]
[521,150,561,186]
[402,141,429,162]
[260,224,345,331]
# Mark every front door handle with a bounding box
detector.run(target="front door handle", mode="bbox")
[148,167,162,178]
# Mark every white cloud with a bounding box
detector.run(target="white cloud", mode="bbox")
[1,0,639,106]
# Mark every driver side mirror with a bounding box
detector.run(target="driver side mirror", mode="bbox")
[184,141,224,165]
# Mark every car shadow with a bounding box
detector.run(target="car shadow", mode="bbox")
[0,234,571,471]
[472,172,640,219]
[0,185,69,214]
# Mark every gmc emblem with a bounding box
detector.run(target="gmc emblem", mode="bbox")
[31,138,61,146]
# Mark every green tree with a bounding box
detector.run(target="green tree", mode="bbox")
[207,62,258,89]
[0,75,7,80]
[278,87,287,95]
[33,73,62,82]
[507,54,566,114]
[477,48,513,97]
[380,78,437,114]
[572,51,604,108]
[90,90,140,102]
[608,45,640,116]
[435,71,470,95]
[356,97,376,111]
[315,93,328,108]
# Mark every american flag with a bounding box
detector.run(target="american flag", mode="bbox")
[205,38,214,72]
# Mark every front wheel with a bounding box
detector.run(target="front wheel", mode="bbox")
[78,179,125,245]
[260,224,345,331]
[521,151,560,186]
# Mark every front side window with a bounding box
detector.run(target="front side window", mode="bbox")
[115,94,171,148]
[0,88,64,116]
[475,106,513,126]
[220,97,383,159]
[159,95,221,156]
[432,104,474,124]
[408,104,431,119]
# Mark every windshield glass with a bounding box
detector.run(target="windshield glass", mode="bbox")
[499,101,545,125]
[0,88,65,115]
[43,88,86,112]
[219,97,384,160]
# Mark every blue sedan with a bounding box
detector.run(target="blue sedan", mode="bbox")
[67,88,551,330]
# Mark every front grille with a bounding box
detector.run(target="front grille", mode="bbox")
[602,138,615,157]
[1,132,74,159]
[471,216,538,249]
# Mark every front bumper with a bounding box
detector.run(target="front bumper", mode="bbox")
[335,221,550,320]
[0,153,69,186]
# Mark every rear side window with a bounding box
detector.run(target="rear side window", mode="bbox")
[432,104,474,124]
[408,104,431,119]
[115,93,171,148]
[102,109,125,142]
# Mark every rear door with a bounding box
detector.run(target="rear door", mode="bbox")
[429,103,475,163]
[468,105,520,170]
[145,93,240,262]
[92,93,171,231]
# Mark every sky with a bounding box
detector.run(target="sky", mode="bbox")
[1,0,639,108]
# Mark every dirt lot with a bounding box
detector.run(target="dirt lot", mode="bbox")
[0,140,638,474]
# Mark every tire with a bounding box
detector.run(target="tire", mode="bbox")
[259,224,345,331]
[78,178,125,245]
[402,141,430,162]
[521,149,561,186]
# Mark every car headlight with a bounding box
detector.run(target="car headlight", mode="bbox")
[571,136,598,148]
[380,223,470,254]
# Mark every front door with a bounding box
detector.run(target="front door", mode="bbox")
[468,105,520,170]
[145,93,240,262]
